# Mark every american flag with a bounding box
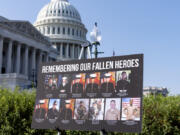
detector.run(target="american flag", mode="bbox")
[113,50,115,56]
[122,98,141,108]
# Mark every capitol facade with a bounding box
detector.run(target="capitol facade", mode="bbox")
[0,0,88,89]
[34,0,88,60]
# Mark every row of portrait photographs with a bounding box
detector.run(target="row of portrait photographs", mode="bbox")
[44,70,131,94]
[34,98,140,122]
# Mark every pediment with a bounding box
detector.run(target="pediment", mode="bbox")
[0,21,50,45]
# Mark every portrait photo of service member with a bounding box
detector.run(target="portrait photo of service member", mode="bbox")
[34,99,49,120]
[121,98,140,121]
[71,74,85,93]
[105,99,121,120]
[58,75,71,94]
[44,75,58,92]
[89,99,105,120]
[116,71,131,92]
[100,72,115,93]
[47,99,60,120]
[74,99,89,120]
[59,99,75,120]
[85,73,100,93]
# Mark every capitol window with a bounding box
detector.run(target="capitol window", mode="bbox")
[72,29,74,36]
[63,27,65,34]
[58,10,60,14]
[48,27,50,34]
[52,27,55,34]
[66,11,68,15]
[58,27,60,34]
[80,30,82,37]
[43,27,45,34]
[63,45,66,56]
[76,30,78,37]
[68,28,70,35]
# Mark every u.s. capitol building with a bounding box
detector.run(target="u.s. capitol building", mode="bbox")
[0,0,88,89]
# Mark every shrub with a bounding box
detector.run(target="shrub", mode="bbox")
[0,88,179,135]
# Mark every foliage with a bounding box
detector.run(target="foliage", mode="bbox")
[0,88,179,135]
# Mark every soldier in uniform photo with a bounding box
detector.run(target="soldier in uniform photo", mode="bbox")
[59,100,73,120]
[100,73,114,93]
[86,73,99,93]
[59,76,70,93]
[75,101,88,120]
[116,71,130,91]
[47,100,59,120]
[34,100,47,119]
[122,99,138,120]
[72,74,83,93]
[51,75,58,91]
[89,99,104,120]
[105,100,120,120]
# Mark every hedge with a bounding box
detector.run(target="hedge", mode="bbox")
[0,88,179,135]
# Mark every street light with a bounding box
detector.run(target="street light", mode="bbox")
[90,22,104,58]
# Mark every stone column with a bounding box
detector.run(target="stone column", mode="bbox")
[16,43,21,73]
[24,46,29,76]
[72,44,75,59]
[39,51,43,65]
[32,48,36,71]
[50,26,53,35]
[0,36,3,73]
[60,43,63,58]
[45,53,49,62]
[66,43,69,58]
[78,45,80,58]
[7,40,13,73]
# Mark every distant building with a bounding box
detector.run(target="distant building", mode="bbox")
[0,16,58,90]
[143,87,169,97]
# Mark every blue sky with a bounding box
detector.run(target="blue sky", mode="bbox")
[0,0,179,94]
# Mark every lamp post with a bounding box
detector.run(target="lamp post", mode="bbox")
[90,22,104,58]
[90,23,107,135]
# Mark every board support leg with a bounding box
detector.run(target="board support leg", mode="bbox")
[100,129,108,135]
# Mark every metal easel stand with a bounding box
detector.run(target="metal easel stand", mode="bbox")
[79,42,107,135]
[79,42,92,59]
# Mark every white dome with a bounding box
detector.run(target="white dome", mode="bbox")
[34,0,88,61]
[36,0,81,23]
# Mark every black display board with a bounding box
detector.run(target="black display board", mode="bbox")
[31,54,143,133]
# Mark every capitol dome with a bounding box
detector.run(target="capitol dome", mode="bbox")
[34,0,88,60]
